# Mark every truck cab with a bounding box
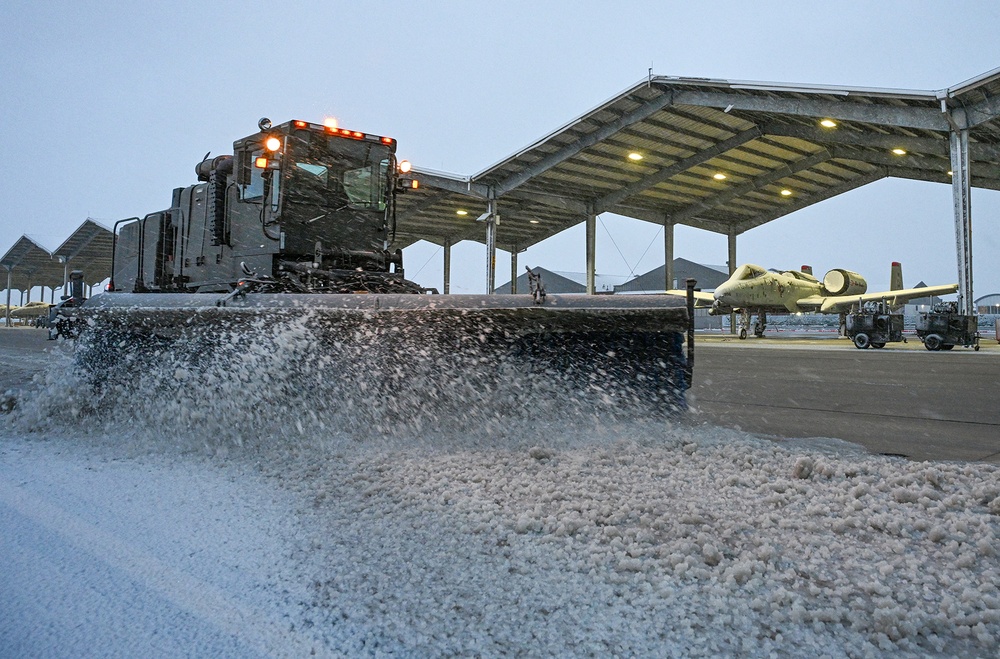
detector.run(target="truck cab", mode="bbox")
[111,119,413,294]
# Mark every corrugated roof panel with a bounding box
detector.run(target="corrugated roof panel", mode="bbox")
[391,70,1000,250]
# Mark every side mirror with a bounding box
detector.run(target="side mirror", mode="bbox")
[395,177,419,192]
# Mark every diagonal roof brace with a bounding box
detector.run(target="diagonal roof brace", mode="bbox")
[828,145,951,171]
[492,91,675,196]
[766,123,1000,163]
[735,167,887,233]
[668,148,833,225]
[766,123,950,155]
[594,126,763,213]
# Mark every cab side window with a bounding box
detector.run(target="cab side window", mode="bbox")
[240,150,265,201]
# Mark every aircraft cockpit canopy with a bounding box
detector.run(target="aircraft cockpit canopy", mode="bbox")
[732,264,767,281]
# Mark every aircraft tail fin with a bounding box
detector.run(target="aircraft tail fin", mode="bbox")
[890,262,903,291]
[801,265,813,275]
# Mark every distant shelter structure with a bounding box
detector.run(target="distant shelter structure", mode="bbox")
[2,219,112,326]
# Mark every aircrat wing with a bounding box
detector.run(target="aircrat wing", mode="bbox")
[796,283,959,314]
[665,289,715,308]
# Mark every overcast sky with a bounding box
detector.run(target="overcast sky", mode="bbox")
[2,0,998,296]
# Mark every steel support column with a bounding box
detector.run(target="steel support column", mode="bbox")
[949,128,974,315]
[4,268,11,327]
[443,239,452,294]
[728,229,738,334]
[663,219,674,290]
[485,197,498,294]
[26,283,31,304]
[586,212,596,295]
[510,247,518,294]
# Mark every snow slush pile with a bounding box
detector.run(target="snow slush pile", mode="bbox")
[5,322,1000,656]
[262,428,1000,657]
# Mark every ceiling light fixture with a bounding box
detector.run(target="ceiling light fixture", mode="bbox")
[456,210,468,216]
[628,152,643,161]
[892,148,907,156]
[820,119,837,128]
[713,173,727,180]
[529,219,540,224]
[780,189,792,196]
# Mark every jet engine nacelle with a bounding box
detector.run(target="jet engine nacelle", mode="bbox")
[822,269,867,296]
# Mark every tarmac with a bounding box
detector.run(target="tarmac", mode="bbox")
[691,330,1000,463]
[2,326,998,463]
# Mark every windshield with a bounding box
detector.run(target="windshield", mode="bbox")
[286,133,392,214]
[732,264,767,281]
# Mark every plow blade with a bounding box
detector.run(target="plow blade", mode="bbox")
[73,293,692,433]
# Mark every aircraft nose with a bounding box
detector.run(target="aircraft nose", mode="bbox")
[713,283,733,306]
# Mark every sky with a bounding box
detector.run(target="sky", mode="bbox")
[2,0,999,297]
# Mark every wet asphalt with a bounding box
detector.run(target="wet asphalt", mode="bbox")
[691,334,1000,463]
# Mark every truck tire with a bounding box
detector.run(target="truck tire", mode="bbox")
[924,334,943,351]
[871,342,885,349]
[739,328,747,340]
[853,333,870,349]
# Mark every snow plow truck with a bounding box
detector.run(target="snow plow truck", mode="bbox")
[68,118,694,420]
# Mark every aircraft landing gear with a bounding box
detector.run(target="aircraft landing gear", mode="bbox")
[737,310,766,339]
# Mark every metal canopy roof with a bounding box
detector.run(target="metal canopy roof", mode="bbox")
[1,236,64,290]
[1,218,113,292]
[53,218,114,286]
[394,68,1000,252]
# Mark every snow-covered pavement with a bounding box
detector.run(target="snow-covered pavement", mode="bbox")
[3,421,998,657]
[1,331,999,656]
[0,436,326,657]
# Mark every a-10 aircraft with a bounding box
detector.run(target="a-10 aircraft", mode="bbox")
[668,262,958,339]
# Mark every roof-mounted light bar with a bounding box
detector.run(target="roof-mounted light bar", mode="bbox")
[288,119,394,146]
